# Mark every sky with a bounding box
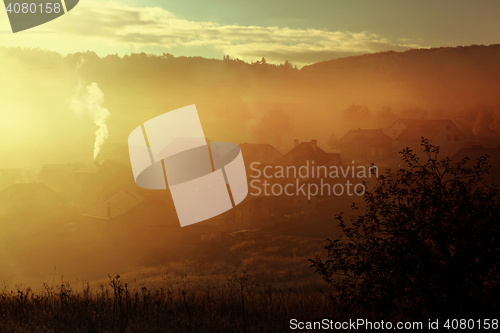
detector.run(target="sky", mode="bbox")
[0,0,499,66]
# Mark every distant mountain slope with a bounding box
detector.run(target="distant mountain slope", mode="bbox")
[302,44,500,76]
[297,45,500,125]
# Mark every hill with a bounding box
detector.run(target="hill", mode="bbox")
[1,44,500,169]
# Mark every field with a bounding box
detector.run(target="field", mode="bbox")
[0,275,336,332]
[0,226,345,332]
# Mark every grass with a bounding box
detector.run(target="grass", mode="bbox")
[0,230,341,332]
[0,273,337,333]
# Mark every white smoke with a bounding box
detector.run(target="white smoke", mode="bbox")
[86,83,110,160]
[71,62,110,160]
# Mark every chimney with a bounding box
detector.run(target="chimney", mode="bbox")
[107,202,111,219]
[311,139,317,153]
[294,139,299,147]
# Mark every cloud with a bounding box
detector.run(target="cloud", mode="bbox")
[43,1,426,66]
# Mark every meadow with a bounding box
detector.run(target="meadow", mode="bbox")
[0,230,341,332]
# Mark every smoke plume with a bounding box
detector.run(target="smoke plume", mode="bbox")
[86,83,110,160]
[71,70,110,160]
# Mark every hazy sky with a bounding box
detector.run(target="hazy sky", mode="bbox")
[1,0,499,66]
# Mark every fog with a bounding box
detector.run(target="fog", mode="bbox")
[2,45,500,170]
[1,44,500,289]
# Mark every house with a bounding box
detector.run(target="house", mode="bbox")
[83,190,178,225]
[390,119,466,158]
[276,139,342,171]
[82,190,180,244]
[38,163,84,191]
[249,139,342,184]
[99,142,130,164]
[0,169,33,191]
[0,183,74,236]
[384,119,430,140]
[338,129,393,161]
[244,140,344,224]
[451,145,500,184]
[220,195,299,228]
[83,191,147,220]
[239,143,283,176]
[74,160,136,209]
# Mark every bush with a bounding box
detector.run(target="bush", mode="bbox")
[310,139,500,320]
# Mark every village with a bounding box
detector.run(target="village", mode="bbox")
[1,118,499,246]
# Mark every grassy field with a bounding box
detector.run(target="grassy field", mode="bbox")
[0,274,339,333]
[0,229,344,332]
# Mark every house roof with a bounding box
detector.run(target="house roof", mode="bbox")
[395,119,464,141]
[239,143,283,162]
[0,169,24,180]
[324,152,343,166]
[103,145,129,164]
[339,129,392,143]
[75,160,126,175]
[451,146,500,166]
[0,183,66,211]
[0,169,32,189]
[393,119,430,127]
[277,141,342,166]
[75,164,100,175]
[83,191,148,219]
[39,163,85,179]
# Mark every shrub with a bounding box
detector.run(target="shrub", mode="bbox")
[310,139,500,319]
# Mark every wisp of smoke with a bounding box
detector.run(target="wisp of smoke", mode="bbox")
[86,83,110,160]
[70,68,110,160]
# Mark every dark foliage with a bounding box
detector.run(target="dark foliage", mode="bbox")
[310,138,500,320]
